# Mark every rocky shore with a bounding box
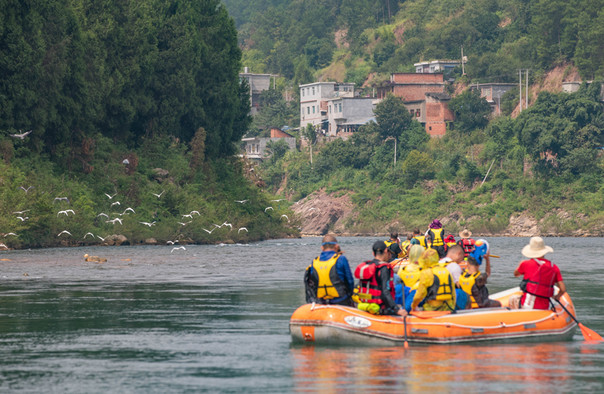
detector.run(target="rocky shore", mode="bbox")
[291,190,603,238]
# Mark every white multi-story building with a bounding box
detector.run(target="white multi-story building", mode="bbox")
[299,82,374,137]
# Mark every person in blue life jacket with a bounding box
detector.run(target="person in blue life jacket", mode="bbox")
[304,234,355,306]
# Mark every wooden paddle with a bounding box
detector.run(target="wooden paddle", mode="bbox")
[553,299,603,342]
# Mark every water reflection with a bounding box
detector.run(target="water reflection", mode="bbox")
[292,342,579,392]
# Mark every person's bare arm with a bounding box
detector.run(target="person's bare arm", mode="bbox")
[554,281,566,301]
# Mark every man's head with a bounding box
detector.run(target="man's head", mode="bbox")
[466,256,480,273]
[446,244,464,263]
[372,240,391,261]
[321,234,339,251]
[389,232,399,241]
[412,228,421,236]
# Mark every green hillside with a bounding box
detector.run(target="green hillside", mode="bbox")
[222,0,604,235]
[0,1,297,249]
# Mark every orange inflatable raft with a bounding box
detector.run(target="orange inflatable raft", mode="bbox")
[290,288,577,345]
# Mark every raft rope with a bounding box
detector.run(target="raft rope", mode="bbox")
[308,303,571,331]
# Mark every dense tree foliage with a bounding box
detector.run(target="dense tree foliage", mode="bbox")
[0,0,250,168]
[447,90,492,133]
[223,0,604,82]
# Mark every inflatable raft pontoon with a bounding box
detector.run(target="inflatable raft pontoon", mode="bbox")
[290,288,577,345]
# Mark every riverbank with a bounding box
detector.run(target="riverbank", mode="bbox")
[291,189,604,238]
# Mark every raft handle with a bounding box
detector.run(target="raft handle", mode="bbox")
[471,328,484,333]
[411,328,429,334]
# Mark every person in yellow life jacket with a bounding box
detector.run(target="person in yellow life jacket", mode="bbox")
[426,219,447,258]
[410,229,427,248]
[459,256,502,308]
[384,232,403,260]
[304,234,354,306]
[399,235,412,258]
[354,241,407,316]
[397,244,425,312]
[411,249,456,311]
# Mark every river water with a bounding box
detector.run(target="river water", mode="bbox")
[0,237,602,392]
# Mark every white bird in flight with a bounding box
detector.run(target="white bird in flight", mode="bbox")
[10,130,32,139]
[178,221,191,226]
[54,197,69,203]
[19,186,34,193]
[97,235,107,241]
[0,243,8,249]
[16,216,28,221]
[4,233,17,237]
[238,227,248,233]
[190,210,200,216]
[83,232,95,239]
[122,207,135,215]
[57,230,72,237]
[264,206,273,212]
[151,190,165,198]
[171,246,186,253]
[182,214,193,219]
[235,199,249,204]
[222,222,233,230]
[139,221,156,227]
[97,213,109,218]
[281,214,289,221]
[57,210,75,216]
[271,199,285,202]
[13,210,30,215]
[104,192,117,199]
[106,218,122,225]
[110,201,121,207]
[202,227,215,234]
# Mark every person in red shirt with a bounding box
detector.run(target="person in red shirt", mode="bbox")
[513,237,566,310]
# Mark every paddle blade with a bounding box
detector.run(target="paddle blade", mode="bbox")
[404,340,409,349]
[579,323,604,342]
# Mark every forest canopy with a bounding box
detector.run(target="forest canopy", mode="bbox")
[0,0,250,169]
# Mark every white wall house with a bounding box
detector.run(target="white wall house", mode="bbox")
[299,82,355,135]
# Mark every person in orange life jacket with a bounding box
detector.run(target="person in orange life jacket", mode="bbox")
[457,229,476,258]
[355,241,406,316]
[384,232,403,259]
[460,256,502,308]
[513,237,566,310]
[411,248,456,312]
[410,229,427,248]
[426,219,447,258]
[304,234,355,306]
[439,244,467,310]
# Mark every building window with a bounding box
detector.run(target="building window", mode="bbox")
[429,126,432,131]
[410,109,414,115]
[329,105,331,113]
[312,87,315,95]
[307,107,310,115]
[339,103,342,112]
[416,109,420,117]
[301,89,304,97]
[312,106,315,114]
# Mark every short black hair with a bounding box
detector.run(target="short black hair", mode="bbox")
[467,256,479,266]
[390,232,398,239]
[372,240,389,254]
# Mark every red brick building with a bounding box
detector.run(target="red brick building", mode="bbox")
[376,73,453,137]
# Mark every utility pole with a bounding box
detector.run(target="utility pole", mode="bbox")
[525,69,529,109]
[461,46,465,76]
[519,69,522,112]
